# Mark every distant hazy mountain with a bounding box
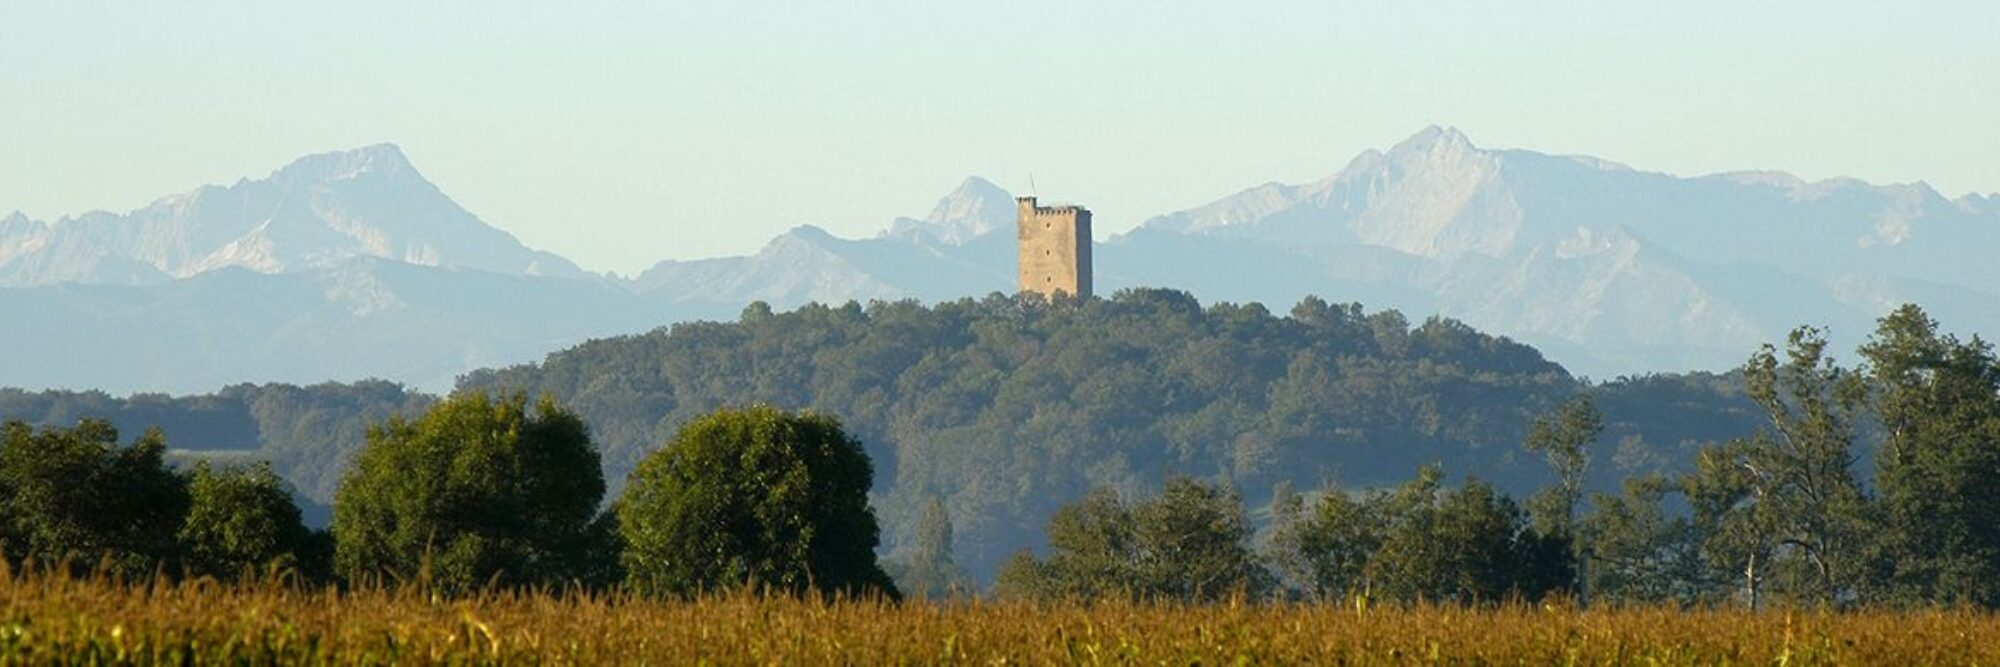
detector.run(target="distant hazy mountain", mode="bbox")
[1112,127,2000,376]
[6,130,1997,392]
[0,144,585,287]
[0,147,714,393]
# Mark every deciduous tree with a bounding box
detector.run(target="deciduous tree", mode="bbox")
[616,406,896,598]
[179,461,326,581]
[1524,394,1603,599]
[332,392,614,593]
[0,419,189,575]
[995,478,1268,602]
[1859,304,2000,606]
[1686,328,1871,607]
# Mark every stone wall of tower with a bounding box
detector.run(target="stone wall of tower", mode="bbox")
[1016,196,1092,299]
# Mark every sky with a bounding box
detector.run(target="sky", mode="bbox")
[3,1,1997,276]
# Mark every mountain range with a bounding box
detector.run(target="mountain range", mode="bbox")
[5,128,1996,392]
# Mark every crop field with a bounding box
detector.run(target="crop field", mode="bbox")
[2,569,1995,664]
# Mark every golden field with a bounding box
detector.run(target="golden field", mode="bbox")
[1,568,1995,665]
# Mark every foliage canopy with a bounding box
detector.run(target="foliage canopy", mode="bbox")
[0,419,188,575]
[332,391,614,593]
[616,405,897,599]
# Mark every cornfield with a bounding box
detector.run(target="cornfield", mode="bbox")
[1,566,1994,664]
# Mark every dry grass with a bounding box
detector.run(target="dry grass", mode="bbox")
[1,565,1994,664]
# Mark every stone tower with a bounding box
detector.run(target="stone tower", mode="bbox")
[1016,196,1093,299]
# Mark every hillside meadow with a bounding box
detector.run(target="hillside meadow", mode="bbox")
[1,567,1992,664]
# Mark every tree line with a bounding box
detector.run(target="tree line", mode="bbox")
[0,291,1766,582]
[3,303,2000,611]
[7,292,1991,607]
[987,304,2000,608]
[2,399,896,599]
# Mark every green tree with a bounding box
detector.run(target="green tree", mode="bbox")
[1371,473,1568,604]
[1859,304,2000,606]
[1524,394,1602,537]
[332,392,614,593]
[995,488,1130,601]
[616,405,896,598]
[1291,484,1387,600]
[886,497,972,600]
[0,419,189,575]
[1133,479,1271,600]
[1523,394,1603,599]
[995,478,1269,602]
[178,461,327,581]
[1579,474,1710,605]
[1283,466,1568,605]
[1687,327,1872,607]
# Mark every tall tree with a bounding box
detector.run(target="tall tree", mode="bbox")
[332,392,614,593]
[1687,327,1871,607]
[616,405,896,598]
[1523,394,1603,599]
[1860,304,2000,606]
[1524,395,1603,537]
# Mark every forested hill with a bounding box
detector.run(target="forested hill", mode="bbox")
[0,289,1764,581]
[457,289,1761,580]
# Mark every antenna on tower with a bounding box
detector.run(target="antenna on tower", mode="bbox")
[1029,173,1039,198]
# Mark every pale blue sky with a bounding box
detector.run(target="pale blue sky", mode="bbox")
[3,1,1996,274]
